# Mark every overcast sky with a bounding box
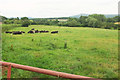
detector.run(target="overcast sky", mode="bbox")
[0,0,119,18]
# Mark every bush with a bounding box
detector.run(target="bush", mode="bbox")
[113,24,119,30]
[21,21,30,27]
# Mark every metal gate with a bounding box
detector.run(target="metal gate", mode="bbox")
[0,61,101,80]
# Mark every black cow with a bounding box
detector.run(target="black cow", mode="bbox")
[35,30,39,33]
[5,31,12,34]
[45,31,49,33]
[51,31,58,34]
[28,30,35,33]
[39,30,44,33]
[13,31,22,35]
[31,28,35,30]
[20,31,25,33]
[39,30,49,33]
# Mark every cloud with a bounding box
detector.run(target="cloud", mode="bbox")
[0,0,119,18]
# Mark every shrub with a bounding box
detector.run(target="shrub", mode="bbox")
[21,21,30,27]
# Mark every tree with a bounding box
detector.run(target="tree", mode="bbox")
[21,17,29,20]
[14,17,19,20]
[78,16,88,26]
[67,19,80,27]
[14,20,22,24]
[107,18,115,22]
[113,16,120,22]
[102,22,114,29]
[86,17,98,27]
[89,14,106,22]
[9,18,14,20]
[1,16,8,21]
[21,21,30,27]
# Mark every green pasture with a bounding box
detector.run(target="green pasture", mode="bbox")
[2,25,118,78]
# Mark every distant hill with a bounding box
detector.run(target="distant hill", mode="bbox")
[31,17,69,19]
[7,14,118,19]
[70,14,118,18]
[104,14,118,18]
[70,14,89,18]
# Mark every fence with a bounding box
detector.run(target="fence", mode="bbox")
[0,61,101,80]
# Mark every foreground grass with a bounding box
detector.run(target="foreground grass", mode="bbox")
[2,25,118,78]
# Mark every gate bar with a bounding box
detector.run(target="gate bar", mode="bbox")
[0,61,101,80]
[7,64,11,80]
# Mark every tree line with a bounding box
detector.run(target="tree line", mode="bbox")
[1,14,120,29]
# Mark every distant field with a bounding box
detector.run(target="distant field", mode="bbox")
[48,19,68,22]
[114,22,120,24]
[2,25,118,78]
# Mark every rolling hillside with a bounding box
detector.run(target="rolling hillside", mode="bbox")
[2,25,118,78]
[70,14,118,18]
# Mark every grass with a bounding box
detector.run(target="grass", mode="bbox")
[2,25,118,78]
[2,24,22,32]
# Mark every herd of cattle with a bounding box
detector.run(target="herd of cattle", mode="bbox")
[5,28,58,35]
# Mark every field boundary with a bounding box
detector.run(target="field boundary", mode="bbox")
[0,61,101,80]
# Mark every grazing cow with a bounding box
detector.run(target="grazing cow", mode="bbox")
[13,31,22,35]
[45,31,49,33]
[51,31,58,34]
[28,30,35,33]
[20,31,25,33]
[31,28,35,30]
[5,31,12,34]
[35,30,39,33]
[39,30,44,33]
[39,30,49,33]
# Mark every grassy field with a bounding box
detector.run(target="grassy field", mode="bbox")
[2,25,118,78]
[2,24,22,32]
